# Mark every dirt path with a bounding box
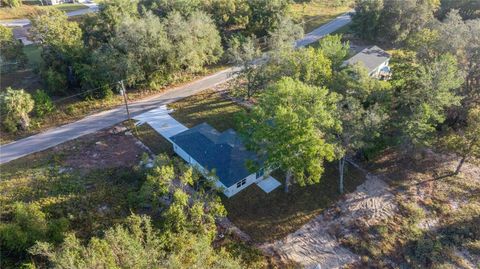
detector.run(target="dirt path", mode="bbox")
[260,169,397,268]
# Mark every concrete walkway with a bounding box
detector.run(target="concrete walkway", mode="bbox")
[256,176,282,193]
[0,12,353,164]
[133,105,187,142]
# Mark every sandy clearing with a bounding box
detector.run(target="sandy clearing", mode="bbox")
[260,169,397,268]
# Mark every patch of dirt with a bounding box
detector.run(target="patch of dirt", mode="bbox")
[54,125,146,171]
[260,169,397,269]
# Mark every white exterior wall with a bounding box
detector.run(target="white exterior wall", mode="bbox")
[224,172,259,198]
[370,60,389,78]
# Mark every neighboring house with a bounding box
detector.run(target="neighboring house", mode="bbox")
[343,45,391,79]
[170,123,267,198]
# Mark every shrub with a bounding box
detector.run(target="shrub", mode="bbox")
[33,90,55,117]
[44,68,67,95]
[2,0,21,7]
[0,202,68,257]
[0,87,34,132]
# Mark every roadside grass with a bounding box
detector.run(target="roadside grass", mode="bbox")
[0,3,88,20]
[168,90,244,132]
[289,0,353,33]
[0,65,227,145]
[222,163,365,243]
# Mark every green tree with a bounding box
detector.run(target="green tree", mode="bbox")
[0,25,26,69]
[379,0,440,43]
[317,34,350,70]
[439,0,480,20]
[30,9,84,94]
[30,214,240,269]
[239,77,341,192]
[390,51,464,148]
[351,0,383,41]
[164,11,223,73]
[0,87,34,132]
[137,154,176,209]
[111,12,172,87]
[141,0,202,17]
[246,0,290,37]
[444,106,480,175]
[433,10,480,109]
[33,89,55,118]
[82,0,140,47]
[0,202,68,256]
[203,0,250,32]
[30,9,83,59]
[268,16,303,53]
[2,0,21,7]
[226,35,263,99]
[332,64,391,193]
[269,47,333,88]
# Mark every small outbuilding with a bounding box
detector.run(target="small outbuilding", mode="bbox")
[170,123,278,197]
[343,45,391,79]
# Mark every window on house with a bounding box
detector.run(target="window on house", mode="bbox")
[236,178,247,188]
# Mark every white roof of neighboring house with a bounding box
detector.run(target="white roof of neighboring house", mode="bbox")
[343,45,390,74]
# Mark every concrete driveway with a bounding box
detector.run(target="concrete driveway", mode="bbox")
[133,105,187,142]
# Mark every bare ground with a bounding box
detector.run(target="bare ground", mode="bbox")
[260,149,480,268]
[260,167,397,268]
[56,126,145,172]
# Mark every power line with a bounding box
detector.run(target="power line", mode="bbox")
[50,80,120,104]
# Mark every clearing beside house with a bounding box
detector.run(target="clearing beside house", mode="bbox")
[260,149,480,268]
[0,125,146,243]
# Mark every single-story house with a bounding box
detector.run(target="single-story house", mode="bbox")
[343,45,391,79]
[170,122,273,197]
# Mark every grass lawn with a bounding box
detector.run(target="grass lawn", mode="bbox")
[222,163,365,243]
[168,90,244,132]
[0,3,88,20]
[132,123,174,156]
[289,0,353,33]
[23,44,43,68]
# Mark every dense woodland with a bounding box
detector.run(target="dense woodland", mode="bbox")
[0,0,479,268]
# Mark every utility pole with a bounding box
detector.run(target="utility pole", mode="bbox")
[119,80,131,121]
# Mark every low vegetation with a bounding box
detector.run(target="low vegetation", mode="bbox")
[168,90,244,132]
[289,0,353,33]
[0,3,88,20]
[343,150,480,268]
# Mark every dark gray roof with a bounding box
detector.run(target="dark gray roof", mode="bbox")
[343,45,390,74]
[170,123,259,187]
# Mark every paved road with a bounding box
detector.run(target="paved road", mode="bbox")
[0,2,99,27]
[296,12,352,47]
[0,12,352,164]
